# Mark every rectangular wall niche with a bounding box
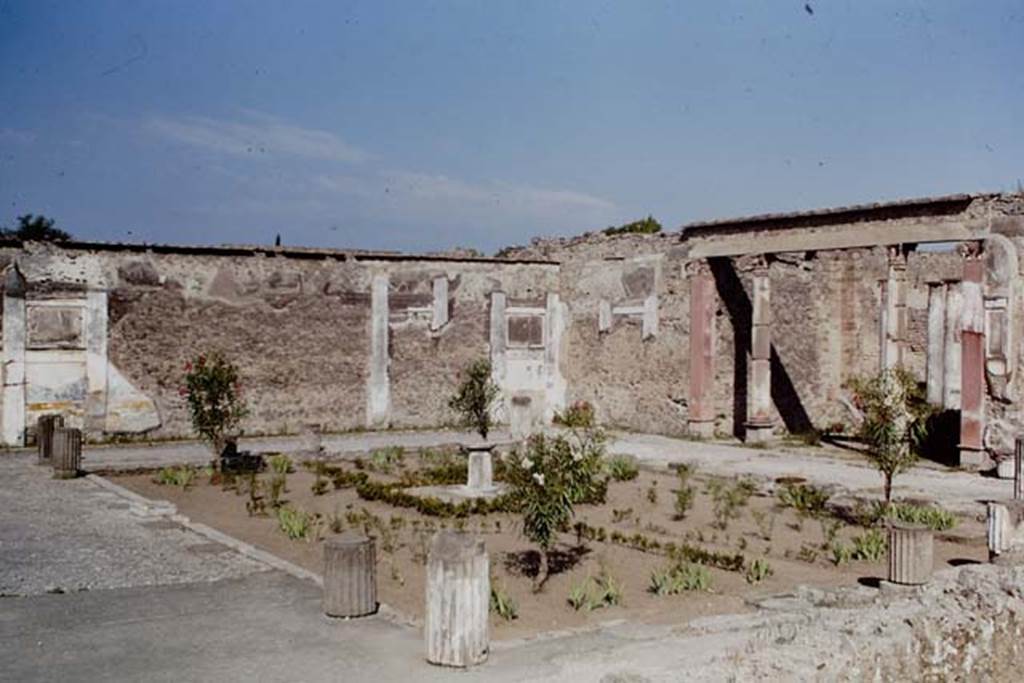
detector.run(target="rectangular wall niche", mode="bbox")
[507,314,545,349]
[26,305,85,349]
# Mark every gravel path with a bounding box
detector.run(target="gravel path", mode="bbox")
[0,453,266,596]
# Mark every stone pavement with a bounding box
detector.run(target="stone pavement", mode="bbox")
[0,453,266,597]
[0,566,759,683]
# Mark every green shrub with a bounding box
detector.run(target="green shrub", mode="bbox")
[490,582,519,621]
[830,542,853,566]
[605,454,639,482]
[368,446,404,473]
[268,473,287,509]
[851,528,887,562]
[268,454,293,475]
[705,477,756,530]
[649,562,711,595]
[883,502,957,531]
[154,465,197,490]
[847,368,935,503]
[602,215,662,236]
[448,358,500,440]
[776,482,830,519]
[567,569,623,611]
[503,410,607,588]
[182,352,248,457]
[277,506,313,540]
[745,558,773,584]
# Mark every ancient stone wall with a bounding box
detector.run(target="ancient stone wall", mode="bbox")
[512,193,1024,453]
[0,243,558,443]
[4,192,1024,457]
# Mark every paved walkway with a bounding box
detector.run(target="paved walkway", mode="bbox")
[608,434,1010,515]
[78,429,509,471]
[0,453,266,597]
[0,566,783,683]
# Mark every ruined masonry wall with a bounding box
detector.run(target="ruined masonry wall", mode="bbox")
[0,244,557,441]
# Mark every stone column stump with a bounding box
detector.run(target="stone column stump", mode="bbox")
[51,427,82,480]
[988,501,1024,564]
[323,532,377,618]
[301,422,324,459]
[887,522,933,585]
[466,446,494,491]
[426,531,489,668]
[36,414,64,465]
[1014,438,1024,501]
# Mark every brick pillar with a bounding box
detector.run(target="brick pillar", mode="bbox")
[686,260,716,438]
[745,258,773,443]
[959,244,986,469]
[880,246,908,371]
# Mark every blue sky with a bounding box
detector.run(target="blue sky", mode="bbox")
[1,1,1022,253]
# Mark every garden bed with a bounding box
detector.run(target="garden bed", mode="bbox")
[112,448,987,639]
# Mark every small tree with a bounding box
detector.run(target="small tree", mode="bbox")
[448,358,500,441]
[182,352,248,458]
[848,368,933,505]
[504,402,607,591]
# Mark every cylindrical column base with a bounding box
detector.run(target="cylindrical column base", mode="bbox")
[51,427,82,480]
[323,532,377,618]
[425,532,489,668]
[887,522,933,585]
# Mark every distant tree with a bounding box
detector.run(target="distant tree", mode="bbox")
[1,214,71,242]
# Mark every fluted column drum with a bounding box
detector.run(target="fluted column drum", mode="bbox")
[323,532,377,618]
[425,532,489,667]
[36,414,64,465]
[1014,438,1023,501]
[51,427,82,480]
[887,522,933,585]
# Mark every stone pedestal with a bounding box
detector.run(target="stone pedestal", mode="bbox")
[36,414,64,465]
[887,523,933,585]
[51,427,82,479]
[987,501,1024,564]
[425,532,489,668]
[466,446,494,491]
[323,532,377,618]
[300,422,323,459]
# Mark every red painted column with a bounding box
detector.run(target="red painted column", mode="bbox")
[959,245,986,469]
[687,260,716,438]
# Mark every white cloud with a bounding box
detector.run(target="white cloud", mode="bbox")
[316,169,616,215]
[147,113,368,163]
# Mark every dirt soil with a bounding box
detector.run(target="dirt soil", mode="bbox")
[113,453,988,640]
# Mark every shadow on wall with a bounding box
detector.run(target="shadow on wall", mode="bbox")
[708,257,814,439]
